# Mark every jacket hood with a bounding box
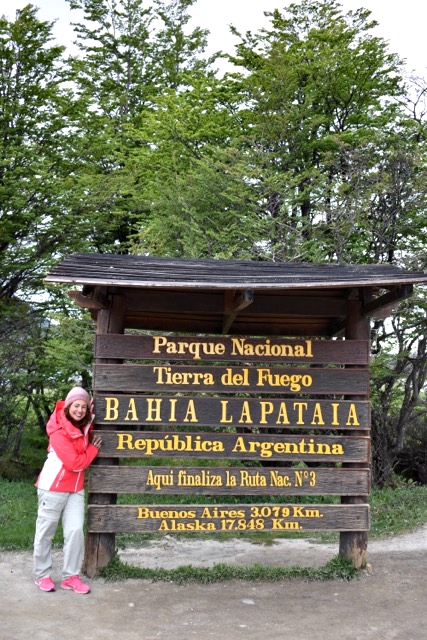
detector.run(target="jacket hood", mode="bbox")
[46,400,85,439]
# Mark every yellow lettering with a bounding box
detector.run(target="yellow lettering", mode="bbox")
[332,444,344,454]
[260,401,273,424]
[124,398,138,421]
[294,402,308,424]
[116,433,134,450]
[232,436,247,454]
[152,336,168,353]
[104,396,119,421]
[331,403,339,426]
[346,403,360,426]
[239,401,253,424]
[221,368,249,386]
[220,400,233,423]
[276,402,290,425]
[169,398,177,422]
[183,399,198,422]
[230,338,245,356]
[146,398,162,421]
[311,403,325,425]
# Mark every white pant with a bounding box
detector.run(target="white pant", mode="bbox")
[33,489,85,580]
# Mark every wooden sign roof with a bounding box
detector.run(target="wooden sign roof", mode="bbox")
[45,253,427,337]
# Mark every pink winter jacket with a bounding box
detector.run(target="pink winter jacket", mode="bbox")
[36,400,99,492]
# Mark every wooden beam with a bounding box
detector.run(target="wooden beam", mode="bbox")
[340,298,370,569]
[83,293,124,579]
[222,289,254,334]
[362,284,413,319]
[68,286,108,310]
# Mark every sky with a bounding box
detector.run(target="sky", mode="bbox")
[3,0,427,75]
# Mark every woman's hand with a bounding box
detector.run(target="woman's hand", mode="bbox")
[92,435,103,449]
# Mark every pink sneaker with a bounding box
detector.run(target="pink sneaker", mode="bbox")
[35,577,56,592]
[61,575,91,594]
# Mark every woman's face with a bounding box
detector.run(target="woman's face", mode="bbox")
[68,400,88,422]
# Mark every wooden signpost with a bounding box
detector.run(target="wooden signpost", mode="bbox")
[87,333,371,569]
[44,253,427,575]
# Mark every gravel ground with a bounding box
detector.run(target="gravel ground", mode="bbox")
[1,526,426,640]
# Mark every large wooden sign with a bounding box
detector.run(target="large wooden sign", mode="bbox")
[89,334,371,535]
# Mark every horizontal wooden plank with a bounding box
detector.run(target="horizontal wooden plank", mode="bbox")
[93,431,370,462]
[95,335,370,365]
[94,395,370,429]
[124,290,348,317]
[88,466,370,496]
[87,503,370,533]
[93,364,370,395]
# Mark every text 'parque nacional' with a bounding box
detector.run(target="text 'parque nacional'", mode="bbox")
[152,336,314,360]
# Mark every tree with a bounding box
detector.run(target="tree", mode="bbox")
[227,0,406,262]
[149,0,213,90]
[125,76,266,259]
[65,0,220,253]
[0,300,95,460]
[0,5,89,302]
[370,293,427,485]
[0,5,98,460]
[68,0,156,120]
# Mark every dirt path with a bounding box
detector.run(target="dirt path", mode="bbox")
[1,528,426,640]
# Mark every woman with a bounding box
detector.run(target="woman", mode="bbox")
[33,386,102,594]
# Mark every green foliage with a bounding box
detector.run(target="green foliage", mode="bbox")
[0,301,47,455]
[64,0,218,254]
[227,0,409,263]
[0,479,39,549]
[42,308,95,393]
[0,299,94,457]
[0,5,90,300]
[369,291,427,485]
[127,97,265,258]
[369,484,427,537]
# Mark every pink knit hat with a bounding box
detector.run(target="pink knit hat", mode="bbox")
[65,386,91,408]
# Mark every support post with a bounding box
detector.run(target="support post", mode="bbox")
[339,296,370,568]
[83,293,124,577]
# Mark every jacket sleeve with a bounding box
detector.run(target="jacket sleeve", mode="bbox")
[49,431,99,472]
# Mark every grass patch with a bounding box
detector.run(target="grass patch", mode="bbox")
[100,553,357,584]
[0,457,40,483]
[369,484,427,538]
[0,478,39,549]
[0,478,63,550]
